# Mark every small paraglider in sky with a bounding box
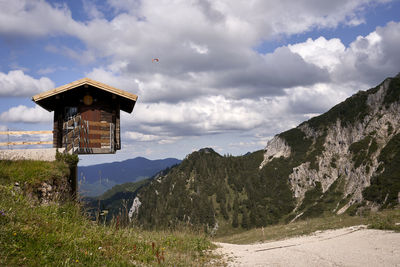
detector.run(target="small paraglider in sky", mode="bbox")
[152,58,159,63]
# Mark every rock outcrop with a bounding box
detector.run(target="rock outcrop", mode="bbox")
[261,75,400,215]
[259,136,291,169]
[21,177,74,205]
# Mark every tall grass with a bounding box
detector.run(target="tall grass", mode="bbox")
[0,184,219,266]
[0,160,68,185]
[0,160,220,266]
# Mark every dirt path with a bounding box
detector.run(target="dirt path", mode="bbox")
[215,225,400,266]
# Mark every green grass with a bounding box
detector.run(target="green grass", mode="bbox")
[214,208,400,244]
[0,161,219,266]
[0,160,69,185]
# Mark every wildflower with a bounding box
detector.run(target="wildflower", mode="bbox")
[13,232,17,236]
[75,259,79,263]
[0,210,5,216]
[98,246,102,250]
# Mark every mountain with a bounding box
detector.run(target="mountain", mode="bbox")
[121,74,400,234]
[83,166,176,221]
[78,157,181,196]
[83,178,151,221]
[132,148,294,233]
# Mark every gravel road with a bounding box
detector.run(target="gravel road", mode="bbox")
[215,225,400,266]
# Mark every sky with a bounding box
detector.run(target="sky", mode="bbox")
[0,0,400,166]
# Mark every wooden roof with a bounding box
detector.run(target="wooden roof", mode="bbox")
[32,78,138,113]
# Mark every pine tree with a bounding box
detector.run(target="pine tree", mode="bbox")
[232,197,239,228]
[241,208,249,229]
[232,209,239,228]
[220,202,229,220]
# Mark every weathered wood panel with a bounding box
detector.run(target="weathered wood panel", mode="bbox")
[116,107,121,150]
[100,109,112,123]
[80,107,101,148]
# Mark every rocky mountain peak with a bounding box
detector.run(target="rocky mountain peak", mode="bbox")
[261,74,400,216]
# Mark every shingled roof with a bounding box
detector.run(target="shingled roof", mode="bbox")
[32,78,138,113]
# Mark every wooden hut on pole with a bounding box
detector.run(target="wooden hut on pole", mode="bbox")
[32,78,138,154]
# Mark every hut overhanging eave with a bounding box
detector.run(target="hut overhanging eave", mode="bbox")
[32,77,138,113]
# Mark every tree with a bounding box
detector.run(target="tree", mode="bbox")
[232,209,239,228]
[241,208,249,229]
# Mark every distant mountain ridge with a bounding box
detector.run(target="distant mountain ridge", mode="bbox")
[78,157,181,196]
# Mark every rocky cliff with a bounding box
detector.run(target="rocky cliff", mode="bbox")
[263,74,400,218]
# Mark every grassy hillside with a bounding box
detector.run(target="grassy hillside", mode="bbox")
[0,160,217,266]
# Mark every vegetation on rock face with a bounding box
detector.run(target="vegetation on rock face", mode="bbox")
[363,133,400,207]
[383,76,400,106]
[349,135,378,168]
[0,160,217,266]
[304,84,380,130]
[298,177,347,220]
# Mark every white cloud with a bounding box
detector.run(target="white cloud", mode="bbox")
[0,0,82,37]
[0,105,53,123]
[288,21,400,86]
[0,70,55,97]
[335,21,400,84]
[284,82,358,115]
[289,37,346,72]
[124,131,162,142]
[78,16,400,153]
[122,95,265,136]
[124,131,181,144]
[187,41,209,54]
[1,0,399,159]
[1,1,393,62]
[3,1,396,103]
